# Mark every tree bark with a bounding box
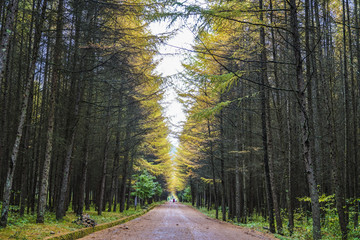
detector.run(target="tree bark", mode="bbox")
[0,0,20,81]
[259,0,275,232]
[354,0,360,228]
[289,0,321,238]
[119,135,130,212]
[108,96,123,212]
[219,104,226,221]
[37,0,64,223]
[98,91,112,216]
[76,4,96,216]
[287,100,294,234]
[76,95,91,216]
[56,3,83,219]
[234,127,241,223]
[126,156,134,211]
[1,0,48,227]
[207,119,218,219]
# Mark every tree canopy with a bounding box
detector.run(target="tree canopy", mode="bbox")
[1,0,360,239]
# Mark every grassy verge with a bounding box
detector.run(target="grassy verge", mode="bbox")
[182,203,278,238]
[0,202,162,240]
[183,203,360,240]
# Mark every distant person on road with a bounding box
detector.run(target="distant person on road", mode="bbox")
[173,198,175,202]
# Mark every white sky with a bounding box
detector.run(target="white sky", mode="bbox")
[149,0,208,147]
[150,19,195,147]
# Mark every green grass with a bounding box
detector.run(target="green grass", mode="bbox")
[0,203,161,240]
[183,203,360,240]
[183,203,276,237]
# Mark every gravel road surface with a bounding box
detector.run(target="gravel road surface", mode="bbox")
[79,203,276,240]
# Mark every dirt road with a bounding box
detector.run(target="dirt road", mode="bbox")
[79,203,276,240]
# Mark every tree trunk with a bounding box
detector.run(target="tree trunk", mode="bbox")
[234,130,241,223]
[37,0,64,222]
[0,0,20,81]
[219,106,226,221]
[336,0,351,237]
[98,91,112,216]
[119,145,130,212]
[1,0,48,227]
[77,109,90,215]
[76,5,95,215]
[126,157,134,211]
[109,95,123,212]
[345,0,358,231]
[76,77,93,215]
[289,0,321,238]
[287,100,294,234]
[56,6,83,219]
[207,119,218,219]
[56,76,82,219]
[354,0,360,228]
[259,0,275,232]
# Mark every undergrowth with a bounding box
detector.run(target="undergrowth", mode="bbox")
[0,203,154,240]
[184,202,360,240]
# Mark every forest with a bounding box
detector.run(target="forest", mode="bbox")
[0,0,359,239]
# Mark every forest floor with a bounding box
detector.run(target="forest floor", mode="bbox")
[0,205,151,239]
[79,202,276,240]
[188,203,360,239]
